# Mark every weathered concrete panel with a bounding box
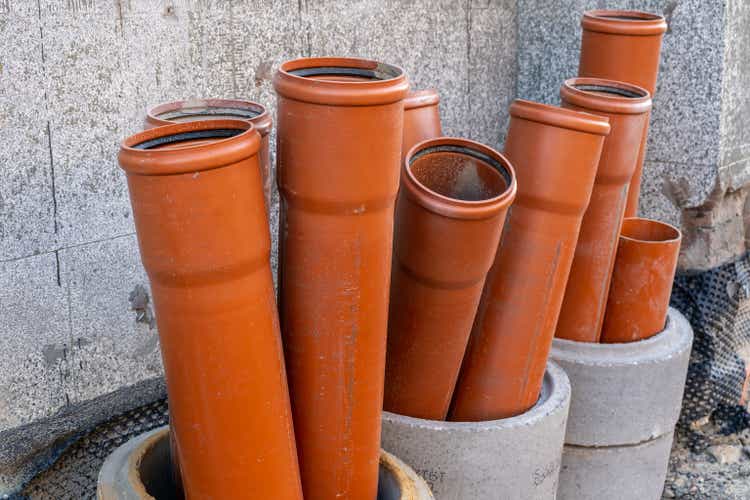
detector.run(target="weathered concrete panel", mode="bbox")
[0,1,57,260]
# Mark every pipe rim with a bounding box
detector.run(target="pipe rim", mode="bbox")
[509,99,611,136]
[582,9,668,36]
[620,217,682,245]
[274,56,409,106]
[382,361,570,430]
[119,119,260,176]
[146,98,272,136]
[560,78,652,115]
[404,89,440,111]
[403,137,517,220]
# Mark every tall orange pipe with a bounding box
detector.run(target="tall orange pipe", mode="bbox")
[401,89,442,161]
[601,217,682,343]
[274,57,408,500]
[119,120,302,499]
[555,78,652,343]
[384,138,517,420]
[578,9,668,217]
[449,100,609,421]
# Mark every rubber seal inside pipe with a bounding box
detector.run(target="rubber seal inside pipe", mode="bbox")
[132,129,243,150]
[408,144,513,202]
[573,84,646,99]
[156,107,261,121]
[289,64,401,81]
[409,144,513,187]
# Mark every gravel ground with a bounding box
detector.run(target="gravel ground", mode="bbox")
[664,416,750,499]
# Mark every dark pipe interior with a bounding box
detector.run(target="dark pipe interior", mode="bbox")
[574,83,646,99]
[133,129,243,150]
[289,63,402,81]
[409,144,511,202]
[598,13,661,21]
[156,106,261,122]
[138,436,182,500]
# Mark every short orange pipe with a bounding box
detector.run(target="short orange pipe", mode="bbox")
[274,57,408,500]
[578,9,668,217]
[144,98,274,213]
[119,120,302,500]
[601,217,682,343]
[555,78,652,343]
[449,100,609,421]
[384,138,517,420]
[401,89,442,161]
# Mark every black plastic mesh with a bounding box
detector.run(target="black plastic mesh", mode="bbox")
[16,399,168,500]
[671,251,750,431]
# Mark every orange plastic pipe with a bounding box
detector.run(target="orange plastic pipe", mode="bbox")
[144,98,274,213]
[578,9,668,217]
[555,78,652,343]
[384,138,517,420]
[401,89,442,161]
[274,57,408,500]
[119,120,302,499]
[449,100,609,421]
[601,217,682,343]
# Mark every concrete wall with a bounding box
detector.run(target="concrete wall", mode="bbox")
[0,0,748,494]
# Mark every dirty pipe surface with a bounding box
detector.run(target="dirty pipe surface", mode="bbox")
[449,100,609,421]
[578,9,667,217]
[555,78,652,343]
[119,120,302,499]
[274,57,409,500]
[384,137,517,420]
[601,217,682,343]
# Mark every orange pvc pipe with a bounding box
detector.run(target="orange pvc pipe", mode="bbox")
[401,89,442,161]
[449,100,609,421]
[274,57,408,500]
[119,120,302,500]
[384,138,517,420]
[578,9,668,217]
[601,217,682,343]
[555,78,652,343]
[144,99,274,213]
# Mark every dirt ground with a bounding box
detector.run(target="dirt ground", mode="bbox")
[664,419,750,499]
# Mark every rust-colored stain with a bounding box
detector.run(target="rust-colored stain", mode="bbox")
[578,9,667,217]
[119,119,302,499]
[601,217,682,343]
[449,100,609,421]
[555,77,652,344]
[384,137,516,420]
[274,57,408,500]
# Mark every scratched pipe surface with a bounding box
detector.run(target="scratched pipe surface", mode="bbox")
[274,57,408,500]
[555,78,652,343]
[119,120,302,500]
[450,100,609,421]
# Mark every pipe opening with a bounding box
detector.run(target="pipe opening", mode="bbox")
[409,144,511,202]
[573,84,646,99]
[155,106,262,122]
[590,10,663,21]
[132,129,243,150]
[137,434,181,499]
[621,218,681,243]
[289,63,402,82]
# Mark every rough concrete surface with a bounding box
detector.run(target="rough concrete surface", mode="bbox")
[550,308,692,446]
[381,363,570,500]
